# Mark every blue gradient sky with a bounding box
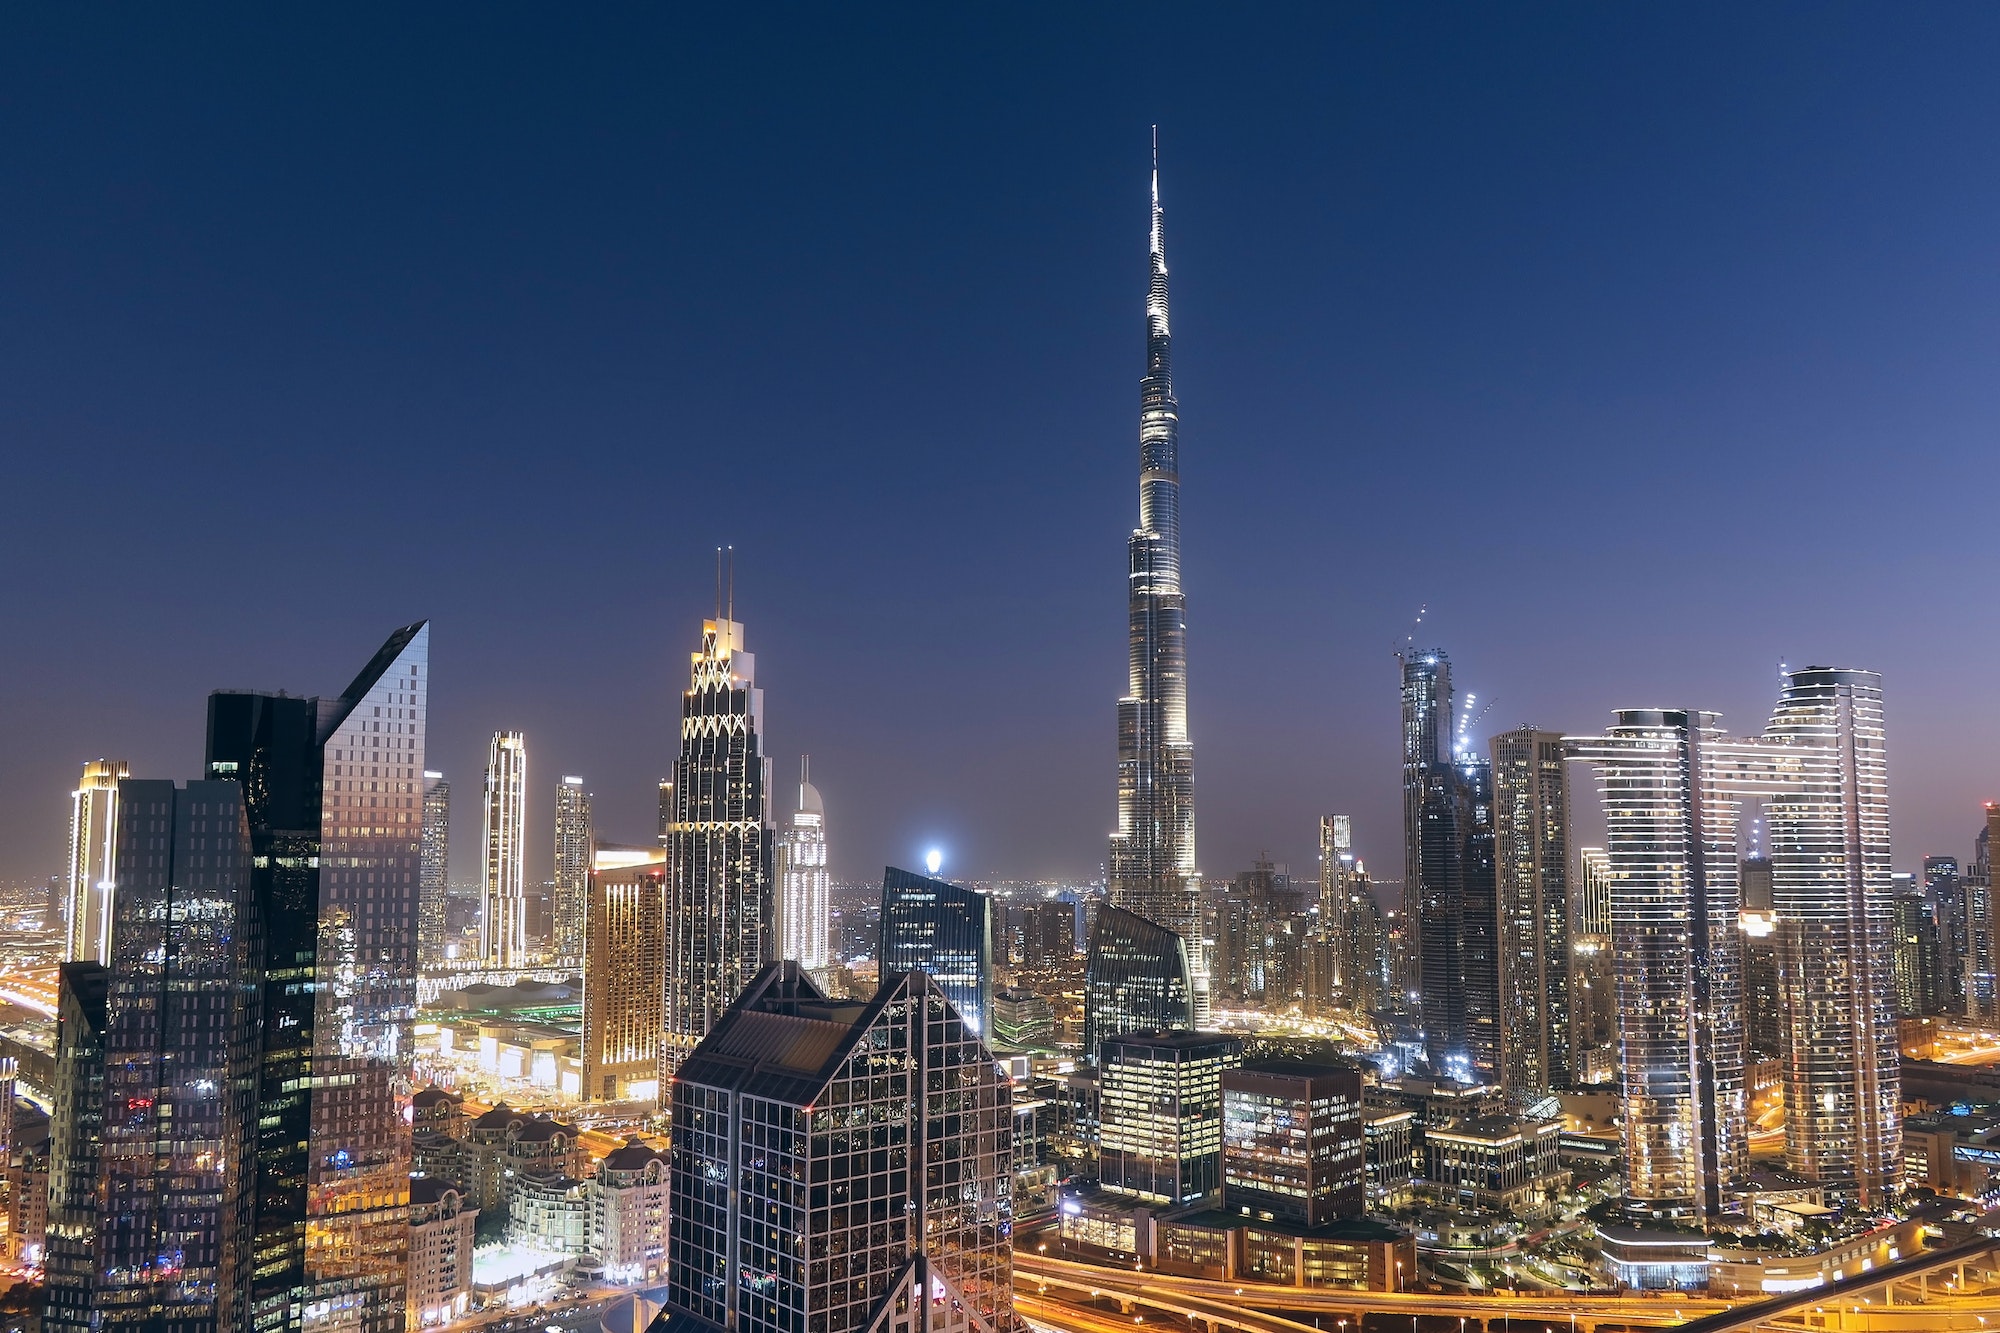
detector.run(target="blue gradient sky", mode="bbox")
[5,8,1999,887]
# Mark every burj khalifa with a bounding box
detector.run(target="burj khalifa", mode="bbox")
[1107,131,1208,1024]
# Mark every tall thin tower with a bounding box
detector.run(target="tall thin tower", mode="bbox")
[1108,129,1205,1024]
[554,775,593,965]
[777,756,830,973]
[482,732,527,967]
[64,759,129,964]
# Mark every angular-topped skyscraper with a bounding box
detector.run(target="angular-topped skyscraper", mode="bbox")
[663,617,775,1073]
[1107,131,1207,1023]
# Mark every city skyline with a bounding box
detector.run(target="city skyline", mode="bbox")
[9,11,2000,890]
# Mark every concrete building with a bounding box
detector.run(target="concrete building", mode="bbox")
[589,1139,669,1286]
[407,1178,477,1328]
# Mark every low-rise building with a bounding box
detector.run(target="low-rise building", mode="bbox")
[408,1177,478,1327]
[507,1171,590,1257]
[1361,1106,1415,1208]
[1419,1116,1565,1219]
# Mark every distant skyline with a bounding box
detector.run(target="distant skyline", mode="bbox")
[7,9,2000,887]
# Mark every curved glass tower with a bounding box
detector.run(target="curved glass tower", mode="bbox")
[1108,131,1206,1022]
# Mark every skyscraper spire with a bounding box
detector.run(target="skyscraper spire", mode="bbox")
[1105,130,1207,1031]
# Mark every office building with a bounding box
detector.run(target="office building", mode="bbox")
[63,759,128,965]
[776,756,831,972]
[418,771,450,970]
[1892,892,1941,1018]
[204,621,429,1333]
[1490,728,1573,1103]
[992,987,1056,1047]
[482,731,528,967]
[658,963,1015,1333]
[1083,903,1193,1061]
[42,963,110,1333]
[1107,137,1208,1028]
[1926,855,1968,1013]
[1420,1117,1565,1219]
[663,617,775,1072]
[1221,1060,1364,1226]
[582,845,668,1105]
[880,866,994,1037]
[88,780,262,1333]
[553,776,592,966]
[588,1139,669,1286]
[1098,1030,1242,1207]
[1568,709,1749,1220]
[406,1179,476,1329]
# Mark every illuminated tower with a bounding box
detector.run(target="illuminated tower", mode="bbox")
[64,759,129,964]
[1107,130,1206,1024]
[554,775,593,966]
[1490,728,1574,1103]
[776,756,831,972]
[481,732,527,967]
[583,845,667,1105]
[880,866,994,1036]
[662,617,775,1072]
[418,772,450,970]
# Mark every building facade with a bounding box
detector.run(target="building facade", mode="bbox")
[1099,1031,1242,1208]
[776,757,831,973]
[1083,903,1193,1061]
[63,759,128,965]
[42,963,111,1333]
[660,963,1016,1333]
[1490,728,1573,1103]
[1221,1060,1364,1227]
[419,772,451,970]
[481,731,528,967]
[1107,138,1207,1028]
[553,776,593,966]
[880,867,994,1037]
[663,617,775,1073]
[582,846,668,1105]
[1570,848,1617,1083]
[589,1139,669,1286]
[406,1179,476,1328]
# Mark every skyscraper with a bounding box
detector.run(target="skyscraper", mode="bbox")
[553,775,592,966]
[1925,855,1968,1014]
[880,866,993,1037]
[663,617,775,1072]
[1098,1031,1241,1207]
[1969,812,2000,1021]
[1400,649,1450,1017]
[418,771,450,970]
[1570,849,1617,1082]
[63,759,128,964]
[94,779,263,1333]
[205,621,429,1333]
[659,964,1015,1333]
[42,962,110,1333]
[1568,710,1749,1221]
[582,846,667,1105]
[481,731,527,968]
[776,756,830,973]
[1891,891,1941,1018]
[1083,903,1193,1061]
[1490,728,1574,1103]
[1107,133,1206,1026]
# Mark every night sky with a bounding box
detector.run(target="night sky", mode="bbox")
[6,8,2000,889]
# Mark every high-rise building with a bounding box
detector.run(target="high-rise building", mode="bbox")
[1970,810,2000,1021]
[1400,650,1450,1016]
[1018,900,1076,969]
[418,772,450,970]
[1571,849,1616,1082]
[1317,815,1367,1003]
[1568,709,1749,1220]
[204,621,429,1333]
[582,846,668,1105]
[1107,135,1207,1027]
[1083,903,1193,1061]
[1221,1060,1365,1227]
[1098,1031,1242,1207]
[406,1179,477,1329]
[1926,855,1968,1014]
[42,962,110,1333]
[1739,855,1783,1061]
[63,759,129,964]
[1892,892,1941,1018]
[90,779,263,1333]
[554,775,592,966]
[880,866,994,1037]
[659,963,1016,1333]
[1491,729,1573,1103]
[663,618,775,1072]
[481,732,528,968]
[776,756,831,972]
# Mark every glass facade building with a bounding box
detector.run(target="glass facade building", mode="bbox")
[480,732,527,968]
[663,618,775,1073]
[1083,903,1193,1062]
[1108,137,1207,1027]
[205,621,429,1333]
[553,776,593,966]
[417,772,450,970]
[879,867,992,1037]
[43,962,111,1333]
[776,758,830,973]
[1098,1031,1241,1207]
[660,964,1016,1333]
[1490,728,1573,1103]
[64,759,129,965]
[1220,1060,1364,1227]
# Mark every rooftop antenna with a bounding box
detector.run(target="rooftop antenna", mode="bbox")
[726,545,735,625]
[714,547,723,621]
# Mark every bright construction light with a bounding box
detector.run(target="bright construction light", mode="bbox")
[925,849,943,875]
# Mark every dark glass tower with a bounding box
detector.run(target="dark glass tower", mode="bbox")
[43,962,111,1333]
[205,622,429,1333]
[663,618,775,1073]
[879,866,994,1038]
[660,964,1016,1333]
[1107,133,1205,1023]
[1082,903,1193,1061]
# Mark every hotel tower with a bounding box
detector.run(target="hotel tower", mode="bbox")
[1106,131,1207,1024]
